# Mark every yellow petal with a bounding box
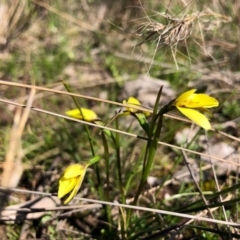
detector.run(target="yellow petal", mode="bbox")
[65,108,99,122]
[177,107,211,130]
[175,89,197,107]
[62,164,87,179]
[127,97,141,105]
[123,97,150,117]
[63,170,86,204]
[123,97,141,113]
[189,94,219,108]
[58,163,89,202]
[58,177,78,198]
[175,89,219,109]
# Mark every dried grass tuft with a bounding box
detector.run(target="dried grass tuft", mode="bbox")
[137,15,195,48]
[0,0,46,51]
[135,8,231,69]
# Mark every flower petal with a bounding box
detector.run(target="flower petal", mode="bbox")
[123,97,150,117]
[65,108,99,122]
[62,164,87,179]
[177,107,211,130]
[63,170,86,204]
[123,97,141,113]
[175,89,219,109]
[58,177,78,198]
[175,89,197,107]
[189,94,219,108]
[58,163,90,204]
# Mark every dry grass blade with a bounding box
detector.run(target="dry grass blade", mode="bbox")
[0,96,239,168]
[0,80,152,113]
[135,11,197,70]
[126,165,213,204]
[31,0,96,31]
[1,187,239,228]
[179,194,233,229]
[136,13,196,48]
[0,195,101,223]
[165,16,195,45]
[0,0,45,50]
[0,88,35,219]
[181,150,223,232]
[1,88,35,189]
[135,7,231,70]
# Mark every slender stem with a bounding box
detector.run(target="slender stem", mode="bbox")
[204,131,229,229]
[133,100,169,205]
[133,113,163,205]
[63,82,95,155]
[101,133,113,234]
[181,150,224,239]
[101,133,110,200]
[62,82,103,199]
[114,117,125,201]
[114,116,127,238]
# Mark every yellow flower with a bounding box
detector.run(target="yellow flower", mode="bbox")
[174,89,219,130]
[58,163,89,204]
[66,108,113,137]
[123,97,150,117]
[121,97,150,133]
[65,108,100,122]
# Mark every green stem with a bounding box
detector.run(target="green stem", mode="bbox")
[63,82,103,199]
[133,104,169,205]
[88,155,101,165]
[114,117,125,200]
[115,116,126,238]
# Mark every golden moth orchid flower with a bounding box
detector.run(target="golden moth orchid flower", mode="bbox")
[58,156,101,204]
[58,163,89,204]
[66,108,113,137]
[123,97,150,117]
[122,97,150,133]
[174,89,219,130]
[65,108,100,122]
